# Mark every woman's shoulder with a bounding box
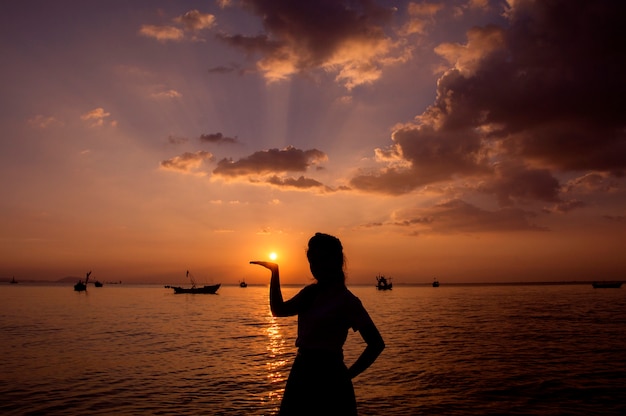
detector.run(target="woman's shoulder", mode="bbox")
[300,283,319,293]
[342,286,358,298]
[296,283,321,299]
[340,287,365,306]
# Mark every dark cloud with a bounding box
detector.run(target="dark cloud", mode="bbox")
[477,164,561,207]
[199,132,239,144]
[213,146,327,177]
[543,199,586,214]
[350,0,626,204]
[216,33,279,56]
[603,215,626,223]
[350,123,492,195]
[360,221,384,228]
[208,65,238,74]
[563,172,619,194]
[393,199,548,234]
[219,0,403,88]
[266,175,327,190]
[167,135,189,145]
[350,167,430,195]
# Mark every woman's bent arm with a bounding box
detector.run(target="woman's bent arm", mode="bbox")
[348,322,385,379]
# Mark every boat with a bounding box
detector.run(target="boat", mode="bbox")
[173,285,221,294]
[592,281,622,289]
[94,280,103,287]
[171,270,221,294]
[10,276,17,284]
[239,279,248,288]
[376,274,392,290]
[432,278,440,287]
[74,271,91,292]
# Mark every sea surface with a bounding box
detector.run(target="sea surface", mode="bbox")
[1,282,625,415]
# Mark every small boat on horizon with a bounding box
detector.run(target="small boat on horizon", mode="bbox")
[376,274,392,290]
[173,284,221,294]
[74,271,91,292]
[171,270,221,294]
[94,280,103,287]
[10,276,17,284]
[592,281,622,289]
[239,279,248,288]
[432,278,440,287]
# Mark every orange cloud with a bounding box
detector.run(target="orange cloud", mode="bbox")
[400,2,444,36]
[174,10,216,31]
[150,89,182,99]
[140,10,215,42]
[218,0,407,89]
[434,25,505,76]
[28,115,63,129]
[139,25,184,42]
[81,108,116,128]
[160,151,214,174]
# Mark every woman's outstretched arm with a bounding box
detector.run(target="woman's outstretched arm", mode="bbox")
[348,322,385,379]
[250,261,297,317]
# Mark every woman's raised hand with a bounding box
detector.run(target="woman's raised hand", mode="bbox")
[249,261,278,272]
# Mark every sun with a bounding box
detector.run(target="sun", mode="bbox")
[269,252,278,261]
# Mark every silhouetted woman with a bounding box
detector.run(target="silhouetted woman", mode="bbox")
[251,232,385,415]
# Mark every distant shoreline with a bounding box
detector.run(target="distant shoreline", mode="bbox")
[1,279,620,287]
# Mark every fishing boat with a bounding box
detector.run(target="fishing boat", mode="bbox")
[74,271,91,292]
[94,280,103,287]
[172,270,221,294]
[432,278,440,287]
[239,279,248,288]
[592,281,622,289]
[376,274,392,290]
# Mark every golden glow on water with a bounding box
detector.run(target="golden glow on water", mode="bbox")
[265,315,288,384]
[3,284,625,415]
[263,314,289,412]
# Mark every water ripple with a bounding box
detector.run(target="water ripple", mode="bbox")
[1,284,625,415]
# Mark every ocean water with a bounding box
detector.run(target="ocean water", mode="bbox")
[1,282,625,415]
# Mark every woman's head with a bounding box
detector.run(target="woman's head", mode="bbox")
[306,232,345,284]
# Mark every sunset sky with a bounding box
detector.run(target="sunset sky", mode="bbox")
[1,0,624,285]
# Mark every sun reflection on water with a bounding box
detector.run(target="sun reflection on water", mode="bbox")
[261,314,290,411]
[265,315,288,383]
